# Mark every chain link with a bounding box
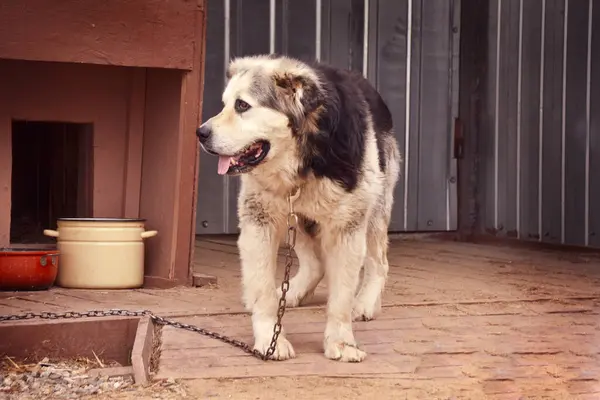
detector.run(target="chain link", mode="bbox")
[0,190,300,362]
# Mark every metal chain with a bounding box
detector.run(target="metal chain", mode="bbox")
[0,191,300,362]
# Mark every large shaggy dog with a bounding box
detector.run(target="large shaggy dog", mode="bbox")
[197,55,400,362]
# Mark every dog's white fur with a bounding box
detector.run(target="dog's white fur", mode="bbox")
[199,55,400,362]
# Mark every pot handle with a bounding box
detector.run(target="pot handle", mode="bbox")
[43,229,60,238]
[141,230,158,239]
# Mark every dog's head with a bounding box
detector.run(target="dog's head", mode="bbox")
[196,55,324,176]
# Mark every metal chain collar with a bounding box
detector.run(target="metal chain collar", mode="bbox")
[0,191,300,362]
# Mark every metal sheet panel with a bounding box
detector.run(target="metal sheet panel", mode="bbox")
[370,0,409,231]
[405,0,421,232]
[589,1,600,247]
[448,0,460,231]
[540,0,564,244]
[519,0,543,240]
[564,0,589,246]
[195,0,226,234]
[275,0,317,62]
[483,0,501,233]
[416,0,454,231]
[326,0,365,71]
[371,0,459,232]
[497,0,520,237]
[477,0,598,248]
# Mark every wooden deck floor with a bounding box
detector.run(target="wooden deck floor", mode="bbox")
[2,236,600,398]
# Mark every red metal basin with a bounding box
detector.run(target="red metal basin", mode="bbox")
[0,248,59,291]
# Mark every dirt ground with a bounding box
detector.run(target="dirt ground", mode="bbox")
[82,376,579,400]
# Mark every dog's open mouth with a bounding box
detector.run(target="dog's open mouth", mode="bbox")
[217,140,270,175]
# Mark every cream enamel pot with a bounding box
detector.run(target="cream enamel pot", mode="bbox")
[43,218,158,289]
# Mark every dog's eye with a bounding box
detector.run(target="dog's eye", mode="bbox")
[234,99,251,113]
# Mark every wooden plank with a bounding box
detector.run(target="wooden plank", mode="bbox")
[123,68,146,218]
[192,273,218,287]
[139,68,184,282]
[0,296,67,312]
[0,117,10,246]
[0,317,139,365]
[156,352,414,379]
[0,0,199,69]
[172,0,206,285]
[160,327,598,356]
[131,316,154,385]
[142,275,182,289]
[388,252,600,297]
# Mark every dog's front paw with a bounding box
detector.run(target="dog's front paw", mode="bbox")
[324,339,367,363]
[254,335,296,361]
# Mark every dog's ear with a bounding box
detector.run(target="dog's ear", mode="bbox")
[274,72,323,134]
[274,73,321,114]
[226,64,238,81]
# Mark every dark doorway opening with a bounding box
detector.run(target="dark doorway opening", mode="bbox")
[10,120,93,244]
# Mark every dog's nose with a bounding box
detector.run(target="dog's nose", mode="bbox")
[196,125,211,141]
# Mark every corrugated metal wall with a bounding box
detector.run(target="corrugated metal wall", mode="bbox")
[196,0,460,235]
[477,0,600,247]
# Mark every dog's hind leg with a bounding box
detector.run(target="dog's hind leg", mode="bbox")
[352,204,391,321]
[278,229,324,307]
[353,136,400,321]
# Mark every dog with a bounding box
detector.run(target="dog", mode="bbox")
[197,54,400,363]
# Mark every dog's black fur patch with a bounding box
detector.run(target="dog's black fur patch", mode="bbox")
[253,57,393,192]
[298,64,394,192]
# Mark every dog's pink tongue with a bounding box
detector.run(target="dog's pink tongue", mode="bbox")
[217,156,232,175]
